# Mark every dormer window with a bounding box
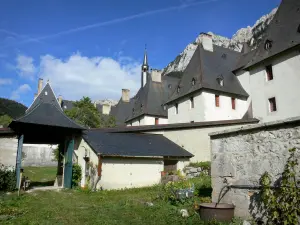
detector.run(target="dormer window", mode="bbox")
[140,104,143,109]
[264,40,273,50]
[168,84,172,89]
[177,86,180,93]
[132,108,135,115]
[191,78,196,86]
[45,91,48,95]
[216,76,224,87]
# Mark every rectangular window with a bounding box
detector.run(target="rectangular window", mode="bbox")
[175,103,178,114]
[215,95,220,107]
[266,65,273,81]
[155,118,159,125]
[269,97,277,112]
[190,97,194,109]
[231,98,236,110]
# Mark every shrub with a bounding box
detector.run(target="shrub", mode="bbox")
[0,164,16,192]
[259,148,300,225]
[72,164,82,188]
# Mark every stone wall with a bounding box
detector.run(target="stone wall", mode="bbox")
[209,117,300,219]
[0,135,18,168]
[22,144,56,167]
[184,166,209,178]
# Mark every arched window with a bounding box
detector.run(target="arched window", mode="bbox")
[191,78,196,86]
[216,76,224,87]
[264,40,273,50]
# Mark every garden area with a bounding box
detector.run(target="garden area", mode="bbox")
[0,164,244,225]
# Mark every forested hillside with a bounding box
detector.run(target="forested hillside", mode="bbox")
[0,98,27,119]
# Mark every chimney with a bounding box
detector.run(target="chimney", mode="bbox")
[58,95,63,106]
[241,42,250,54]
[122,89,130,102]
[151,69,162,83]
[37,78,43,95]
[102,103,111,115]
[200,33,213,52]
[34,93,38,100]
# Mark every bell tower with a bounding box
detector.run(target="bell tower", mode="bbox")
[141,46,149,87]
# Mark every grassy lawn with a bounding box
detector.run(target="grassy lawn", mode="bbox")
[23,166,57,186]
[0,167,241,225]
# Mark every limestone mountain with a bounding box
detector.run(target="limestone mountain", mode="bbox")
[162,8,277,75]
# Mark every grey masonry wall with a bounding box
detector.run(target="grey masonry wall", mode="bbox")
[209,117,300,219]
[22,144,56,167]
[0,135,18,168]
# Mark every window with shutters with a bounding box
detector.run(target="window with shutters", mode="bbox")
[231,98,236,110]
[215,95,220,107]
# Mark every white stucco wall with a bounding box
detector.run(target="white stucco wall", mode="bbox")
[249,49,300,122]
[127,115,168,126]
[0,136,18,168]
[202,92,248,121]
[168,92,205,124]
[168,91,248,124]
[76,138,186,190]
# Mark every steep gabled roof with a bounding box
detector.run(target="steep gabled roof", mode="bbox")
[110,98,134,126]
[83,130,193,158]
[245,0,300,69]
[125,75,180,122]
[11,83,84,130]
[167,45,248,104]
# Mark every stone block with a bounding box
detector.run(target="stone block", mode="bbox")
[197,167,202,172]
[189,168,197,173]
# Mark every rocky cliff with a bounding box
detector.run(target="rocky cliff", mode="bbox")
[163,8,277,75]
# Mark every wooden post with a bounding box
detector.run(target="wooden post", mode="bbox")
[16,134,24,189]
[63,138,74,188]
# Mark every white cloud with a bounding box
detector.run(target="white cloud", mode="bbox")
[11,84,31,100]
[0,78,12,85]
[16,54,36,79]
[38,52,141,101]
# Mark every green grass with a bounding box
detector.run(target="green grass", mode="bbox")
[0,167,241,225]
[23,166,57,186]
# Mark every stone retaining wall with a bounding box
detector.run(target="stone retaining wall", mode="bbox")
[184,167,209,178]
[0,135,18,168]
[209,117,300,219]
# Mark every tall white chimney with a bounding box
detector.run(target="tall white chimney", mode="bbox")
[200,33,213,52]
[122,89,130,102]
[102,103,111,115]
[37,78,43,95]
[151,69,162,83]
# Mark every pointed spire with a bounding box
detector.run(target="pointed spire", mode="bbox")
[143,44,148,66]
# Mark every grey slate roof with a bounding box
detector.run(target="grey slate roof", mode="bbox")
[110,98,134,126]
[167,44,248,104]
[83,130,193,158]
[245,0,300,69]
[61,100,74,111]
[125,75,179,122]
[12,83,84,130]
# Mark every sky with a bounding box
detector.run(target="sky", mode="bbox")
[0,0,280,107]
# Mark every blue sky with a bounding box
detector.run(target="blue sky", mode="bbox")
[0,0,280,107]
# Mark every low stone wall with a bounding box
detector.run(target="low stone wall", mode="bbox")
[184,167,209,178]
[209,117,300,219]
[22,144,56,167]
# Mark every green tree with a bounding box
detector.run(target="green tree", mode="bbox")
[0,114,12,127]
[65,96,116,128]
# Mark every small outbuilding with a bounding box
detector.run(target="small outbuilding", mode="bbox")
[75,129,193,190]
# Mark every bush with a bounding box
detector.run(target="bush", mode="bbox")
[72,164,82,188]
[0,164,16,192]
[258,148,300,225]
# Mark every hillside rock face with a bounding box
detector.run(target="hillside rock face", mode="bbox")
[163,8,277,75]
